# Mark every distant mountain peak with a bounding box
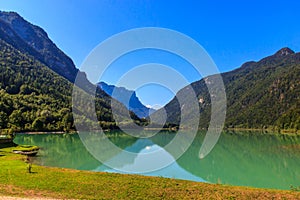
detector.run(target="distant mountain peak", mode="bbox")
[274,47,295,57]
[98,82,155,118]
[0,11,21,21]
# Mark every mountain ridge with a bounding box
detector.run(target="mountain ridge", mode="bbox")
[98,82,155,118]
[0,11,143,132]
[0,11,78,82]
[0,11,298,132]
[159,47,300,131]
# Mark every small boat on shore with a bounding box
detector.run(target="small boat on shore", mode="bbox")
[11,145,40,157]
[12,150,39,156]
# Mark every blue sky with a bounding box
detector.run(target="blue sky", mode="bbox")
[1,0,300,107]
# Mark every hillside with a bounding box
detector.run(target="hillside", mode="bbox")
[0,11,78,83]
[161,48,300,131]
[98,82,155,118]
[0,11,140,132]
[0,38,130,132]
[0,39,73,132]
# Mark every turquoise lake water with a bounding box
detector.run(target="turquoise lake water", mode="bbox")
[14,131,300,190]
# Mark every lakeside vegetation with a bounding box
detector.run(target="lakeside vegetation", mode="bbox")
[0,146,299,199]
[224,127,300,134]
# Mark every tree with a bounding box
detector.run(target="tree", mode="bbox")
[0,111,8,129]
[8,110,23,129]
[32,117,45,131]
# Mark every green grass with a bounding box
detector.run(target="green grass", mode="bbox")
[1,145,39,153]
[0,148,299,200]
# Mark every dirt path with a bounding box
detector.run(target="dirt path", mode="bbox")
[0,196,60,200]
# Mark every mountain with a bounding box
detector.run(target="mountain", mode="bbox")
[0,11,79,82]
[98,82,155,118]
[0,38,75,132]
[0,11,141,132]
[0,37,133,132]
[0,11,99,94]
[160,47,300,131]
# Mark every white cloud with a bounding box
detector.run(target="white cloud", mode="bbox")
[146,104,163,110]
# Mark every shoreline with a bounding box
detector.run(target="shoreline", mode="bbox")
[224,128,299,135]
[14,128,299,135]
[0,151,299,199]
[16,131,77,135]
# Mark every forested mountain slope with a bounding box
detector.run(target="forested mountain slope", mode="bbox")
[0,11,139,132]
[0,39,135,132]
[162,48,300,131]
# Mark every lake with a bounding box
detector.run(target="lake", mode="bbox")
[14,131,300,190]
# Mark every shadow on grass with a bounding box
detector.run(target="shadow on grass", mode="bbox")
[0,142,17,149]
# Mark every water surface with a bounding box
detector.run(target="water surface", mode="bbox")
[14,131,300,190]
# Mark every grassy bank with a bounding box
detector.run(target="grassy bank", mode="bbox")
[0,148,299,199]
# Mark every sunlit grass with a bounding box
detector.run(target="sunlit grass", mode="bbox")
[1,145,39,153]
